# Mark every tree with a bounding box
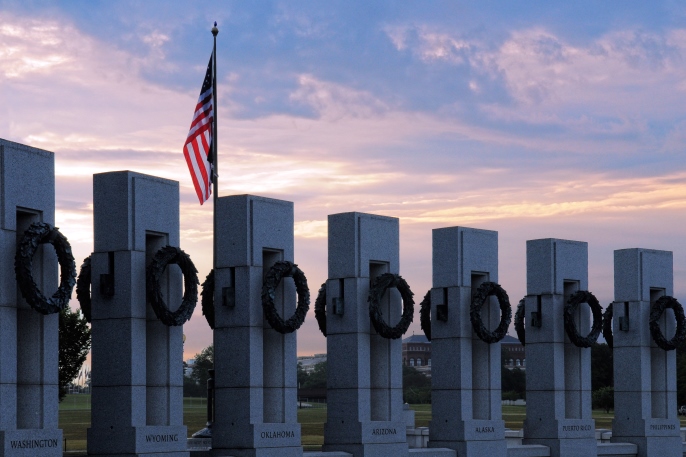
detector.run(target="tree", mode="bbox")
[591,343,613,390]
[403,365,431,404]
[501,346,526,399]
[184,375,205,397]
[58,307,91,401]
[502,367,526,400]
[502,390,520,401]
[592,386,614,413]
[301,361,327,389]
[190,344,214,391]
[297,362,308,388]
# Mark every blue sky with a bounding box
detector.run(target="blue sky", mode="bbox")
[2,1,686,357]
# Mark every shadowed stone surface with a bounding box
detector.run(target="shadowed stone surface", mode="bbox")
[87,171,187,457]
[0,139,62,457]
[429,226,506,457]
[212,195,302,457]
[523,239,596,457]
[322,212,407,457]
[610,248,681,457]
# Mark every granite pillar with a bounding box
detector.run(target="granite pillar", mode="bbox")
[0,139,62,456]
[522,239,596,457]
[87,171,187,457]
[322,212,407,457]
[212,195,301,457]
[610,248,681,457]
[428,227,506,457]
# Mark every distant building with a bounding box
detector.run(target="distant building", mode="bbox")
[501,334,526,370]
[297,353,327,373]
[184,358,196,377]
[401,333,525,373]
[402,334,431,372]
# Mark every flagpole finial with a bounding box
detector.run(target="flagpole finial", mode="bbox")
[212,22,218,36]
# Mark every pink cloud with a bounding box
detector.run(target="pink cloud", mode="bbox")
[4,11,686,358]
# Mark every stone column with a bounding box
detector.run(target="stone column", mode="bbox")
[212,195,301,457]
[610,248,681,456]
[428,227,506,457]
[322,212,407,457]
[87,171,187,457]
[522,238,596,457]
[0,139,62,456]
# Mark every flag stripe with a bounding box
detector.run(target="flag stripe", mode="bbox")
[199,130,210,161]
[183,52,214,204]
[188,140,209,196]
[187,102,212,138]
[191,138,210,199]
[184,144,205,203]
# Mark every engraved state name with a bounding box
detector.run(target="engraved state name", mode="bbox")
[261,431,295,439]
[651,424,676,430]
[10,439,58,449]
[475,426,495,433]
[145,434,179,442]
[372,428,397,435]
[562,425,592,432]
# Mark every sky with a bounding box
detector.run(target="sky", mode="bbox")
[2,1,686,359]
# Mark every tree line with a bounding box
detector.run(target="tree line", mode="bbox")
[180,338,686,413]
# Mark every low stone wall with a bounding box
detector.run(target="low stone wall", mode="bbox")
[407,427,430,449]
[500,428,686,446]
[188,431,686,457]
[405,427,686,457]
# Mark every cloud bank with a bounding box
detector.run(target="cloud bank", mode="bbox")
[1,4,686,357]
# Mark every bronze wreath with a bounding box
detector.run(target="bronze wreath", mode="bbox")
[368,273,414,339]
[419,290,431,341]
[261,261,310,334]
[75,256,92,323]
[146,246,199,326]
[564,290,603,348]
[314,282,327,336]
[602,302,613,349]
[514,297,526,345]
[649,296,686,351]
[470,282,512,344]
[200,269,215,330]
[15,222,76,315]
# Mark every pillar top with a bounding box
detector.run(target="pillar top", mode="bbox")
[614,248,673,302]
[526,238,588,295]
[327,211,399,278]
[93,171,179,252]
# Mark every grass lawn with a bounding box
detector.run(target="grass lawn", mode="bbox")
[58,397,686,452]
[60,395,210,453]
[298,404,327,451]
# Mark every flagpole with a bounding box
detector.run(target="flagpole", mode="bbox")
[211,22,218,280]
[208,21,219,434]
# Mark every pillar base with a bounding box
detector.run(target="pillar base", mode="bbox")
[429,418,505,442]
[322,442,408,457]
[0,429,62,457]
[428,418,506,457]
[87,425,188,456]
[323,419,408,457]
[89,453,189,457]
[211,423,302,457]
[523,418,595,442]
[610,435,682,457]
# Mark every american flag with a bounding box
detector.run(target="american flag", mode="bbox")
[184,53,214,204]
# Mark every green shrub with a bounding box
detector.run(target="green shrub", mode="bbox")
[592,386,614,413]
